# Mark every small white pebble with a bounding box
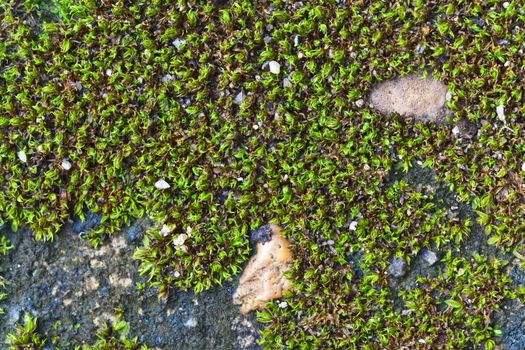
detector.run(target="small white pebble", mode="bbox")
[283,77,292,88]
[61,159,72,170]
[452,126,460,136]
[173,38,186,49]
[252,124,259,130]
[37,145,44,152]
[173,233,188,246]
[446,91,452,101]
[160,224,172,236]
[268,60,280,74]
[106,69,112,76]
[355,99,364,108]
[503,2,510,8]
[174,271,181,278]
[349,221,358,231]
[183,317,198,328]
[234,91,245,105]
[17,150,27,163]
[155,179,170,190]
[327,240,335,245]
[162,74,174,83]
[278,301,288,309]
[496,105,505,122]
[521,162,525,172]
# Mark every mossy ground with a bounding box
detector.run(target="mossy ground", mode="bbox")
[1,0,525,349]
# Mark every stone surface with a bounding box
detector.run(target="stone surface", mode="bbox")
[233,224,293,314]
[421,249,438,266]
[389,257,408,278]
[0,222,262,349]
[268,61,280,74]
[369,73,449,122]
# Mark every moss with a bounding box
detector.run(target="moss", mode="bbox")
[1,0,525,348]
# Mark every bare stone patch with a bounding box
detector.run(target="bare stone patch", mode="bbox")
[369,73,449,122]
[233,224,293,314]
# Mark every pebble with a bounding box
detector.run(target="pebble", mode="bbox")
[355,99,365,108]
[183,317,198,328]
[496,105,505,122]
[268,61,280,74]
[389,257,407,278]
[106,69,112,76]
[154,179,170,190]
[162,74,174,83]
[521,162,525,172]
[172,38,186,49]
[234,91,245,105]
[17,150,27,163]
[349,221,358,231]
[61,159,72,170]
[421,249,438,266]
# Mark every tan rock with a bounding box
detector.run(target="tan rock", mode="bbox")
[369,73,449,122]
[233,224,293,314]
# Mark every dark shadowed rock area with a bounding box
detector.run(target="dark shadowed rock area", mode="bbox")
[0,220,262,349]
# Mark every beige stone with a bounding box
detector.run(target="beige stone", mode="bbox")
[233,224,293,314]
[369,73,449,122]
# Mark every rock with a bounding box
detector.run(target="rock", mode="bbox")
[249,226,272,245]
[17,150,27,163]
[183,316,198,328]
[233,224,293,314]
[355,99,365,108]
[234,91,245,105]
[126,226,141,243]
[389,257,407,278]
[61,159,72,170]
[369,73,449,122]
[73,211,102,234]
[421,249,438,266]
[172,38,186,49]
[521,162,525,172]
[162,74,174,83]
[154,179,170,190]
[268,61,280,74]
[496,105,506,122]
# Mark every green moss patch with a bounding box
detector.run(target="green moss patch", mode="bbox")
[1,0,525,348]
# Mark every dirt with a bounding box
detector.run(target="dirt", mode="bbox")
[369,73,450,122]
[0,219,262,350]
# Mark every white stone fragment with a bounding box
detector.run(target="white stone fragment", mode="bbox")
[155,179,170,190]
[106,69,112,76]
[173,233,188,246]
[160,224,172,236]
[496,105,505,122]
[355,99,365,108]
[349,221,358,231]
[173,38,186,49]
[503,2,510,8]
[234,91,245,105]
[17,150,27,163]
[268,61,281,74]
[61,159,72,170]
[162,74,174,83]
[521,162,525,172]
[183,317,197,328]
[452,126,460,136]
